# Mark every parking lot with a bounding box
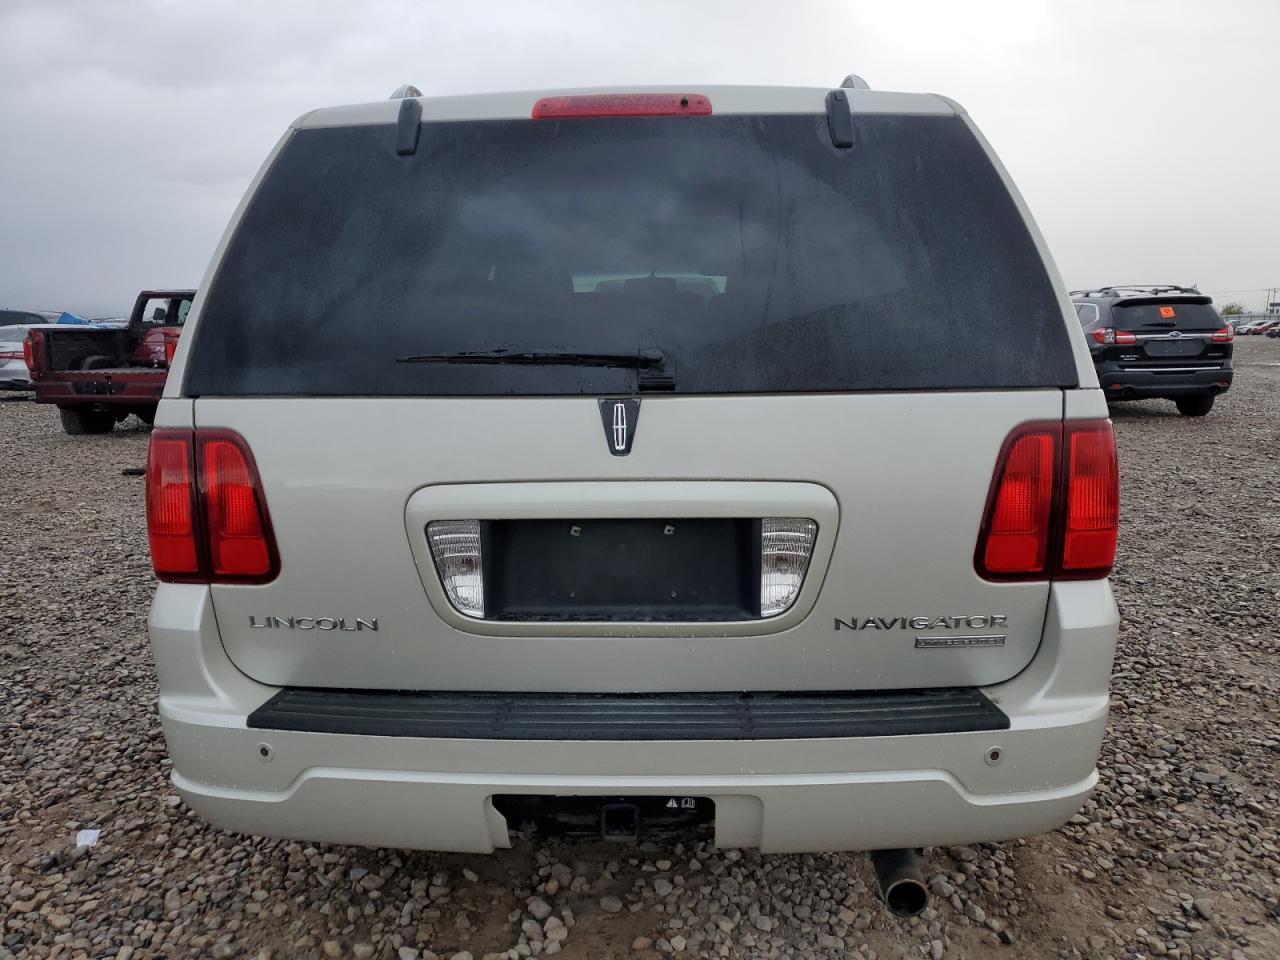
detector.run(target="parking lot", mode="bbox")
[1,336,1277,960]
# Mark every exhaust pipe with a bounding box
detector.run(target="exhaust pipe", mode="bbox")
[869,849,929,918]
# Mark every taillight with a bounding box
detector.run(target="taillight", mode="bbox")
[1059,423,1119,577]
[164,339,178,365]
[1211,326,1233,343]
[1090,328,1136,345]
[0,349,23,361]
[23,331,45,376]
[146,431,201,579]
[145,428,278,583]
[976,427,1056,577]
[532,93,712,119]
[976,420,1118,581]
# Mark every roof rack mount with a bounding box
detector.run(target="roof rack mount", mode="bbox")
[1071,284,1203,299]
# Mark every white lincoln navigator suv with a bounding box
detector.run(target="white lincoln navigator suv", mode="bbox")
[146,80,1119,914]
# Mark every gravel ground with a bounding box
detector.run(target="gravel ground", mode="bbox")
[2,338,1278,960]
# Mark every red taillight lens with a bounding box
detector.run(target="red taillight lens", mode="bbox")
[1090,328,1136,346]
[532,93,712,119]
[0,350,23,360]
[976,420,1118,581]
[23,331,44,375]
[145,428,278,583]
[976,428,1056,577]
[200,434,275,580]
[164,339,178,365]
[1211,326,1233,343]
[146,430,200,579]
[1060,422,1119,577]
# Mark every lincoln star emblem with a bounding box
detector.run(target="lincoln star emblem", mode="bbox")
[598,398,641,456]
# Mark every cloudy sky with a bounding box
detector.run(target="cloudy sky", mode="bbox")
[1,0,1276,316]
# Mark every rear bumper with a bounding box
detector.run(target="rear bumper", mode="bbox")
[149,582,1117,853]
[31,377,165,405]
[1095,360,1233,398]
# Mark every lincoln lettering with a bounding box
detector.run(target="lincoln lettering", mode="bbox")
[249,616,378,631]
[834,615,1008,631]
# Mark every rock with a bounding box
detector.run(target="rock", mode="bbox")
[527,897,553,920]
[631,937,653,950]
[653,877,673,897]
[323,941,343,958]
[353,945,376,959]
[163,888,183,915]
[600,895,623,913]
[1192,898,1214,921]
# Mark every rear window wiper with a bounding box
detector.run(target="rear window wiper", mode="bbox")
[396,347,676,390]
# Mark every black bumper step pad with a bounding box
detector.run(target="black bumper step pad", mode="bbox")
[248,687,1009,741]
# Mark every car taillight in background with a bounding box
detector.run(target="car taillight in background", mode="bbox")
[22,330,46,377]
[976,419,1118,581]
[0,349,23,361]
[145,428,279,583]
[1211,326,1234,343]
[1090,328,1137,345]
[164,339,178,365]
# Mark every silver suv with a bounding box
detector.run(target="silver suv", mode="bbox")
[146,81,1119,911]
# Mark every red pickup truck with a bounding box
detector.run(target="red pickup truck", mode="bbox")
[25,290,195,434]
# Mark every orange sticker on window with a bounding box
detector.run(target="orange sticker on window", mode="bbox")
[1159,305,1176,318]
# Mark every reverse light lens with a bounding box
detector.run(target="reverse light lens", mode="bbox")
[760,518,818,617]
[1060,422,1119,576]
[146,431,200,578]
[427,520,485,618]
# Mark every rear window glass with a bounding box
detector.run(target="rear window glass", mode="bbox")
[186,114,1077,397]
[1113,301,1222,331]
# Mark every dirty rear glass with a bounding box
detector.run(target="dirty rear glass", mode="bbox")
[186,114,1077,396]
[1113,301,1222,331]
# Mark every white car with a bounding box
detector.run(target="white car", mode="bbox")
[0,311,61,388]
[144,80,1119,916]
